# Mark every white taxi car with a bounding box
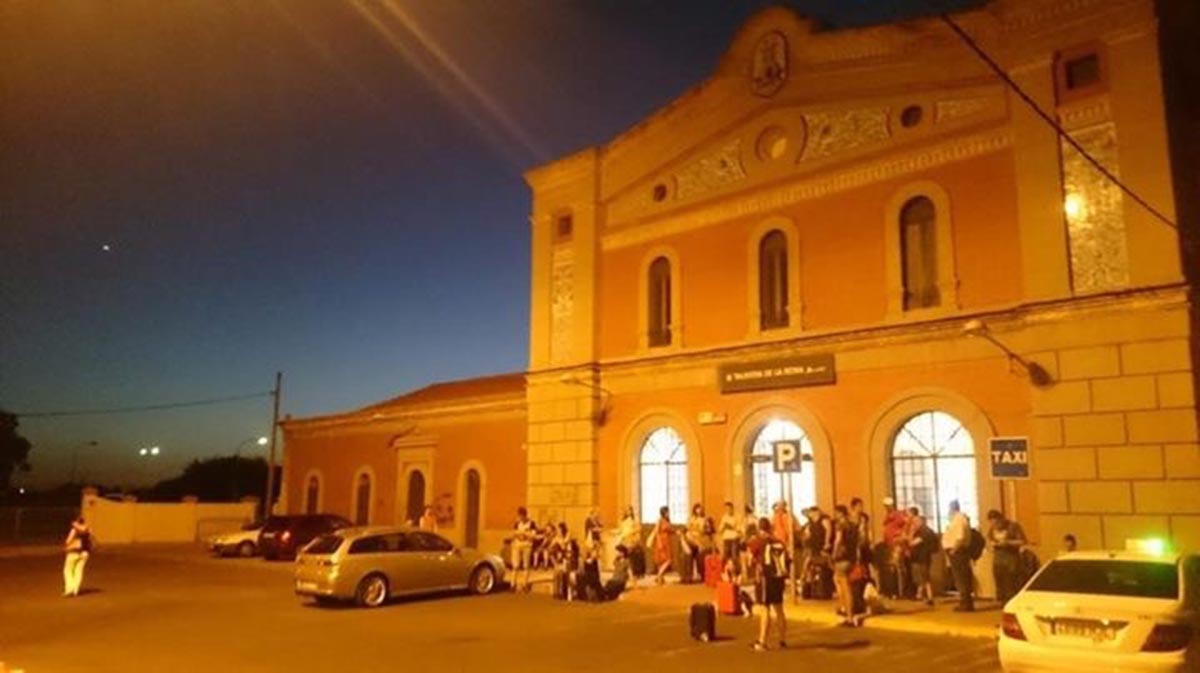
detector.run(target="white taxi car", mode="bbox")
[999,542,1198,672]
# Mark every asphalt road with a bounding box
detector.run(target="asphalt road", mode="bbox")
[0,546,1000,673]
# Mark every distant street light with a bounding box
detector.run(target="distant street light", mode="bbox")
[136,446,162,488]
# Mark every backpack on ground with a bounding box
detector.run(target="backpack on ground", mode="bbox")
[689,603,716,642]
[967,528,986,561]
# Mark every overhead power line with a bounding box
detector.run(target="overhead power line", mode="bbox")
[937,12,1179,231]
[12,391,273,419]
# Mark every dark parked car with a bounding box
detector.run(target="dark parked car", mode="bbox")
[259,514,352,560]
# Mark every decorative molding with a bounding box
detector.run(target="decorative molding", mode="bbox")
[673,140,747,201]
[1062,122,1128,294]
[749,31,789,98]
[800,108,890,162]
[549,246,575,364]
[1057,98,1111,130]
[934,97,993,125]
[602,129,1013,251]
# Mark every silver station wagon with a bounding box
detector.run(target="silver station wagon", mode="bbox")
[294,526,506,607]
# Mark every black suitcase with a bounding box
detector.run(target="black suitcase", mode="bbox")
[801,562,833,600]
[689,603,716,642]
[678,552,696,584]
[629,546,647,578]
[552,570,569,600]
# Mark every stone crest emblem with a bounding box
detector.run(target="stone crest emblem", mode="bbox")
[750,31,788,98]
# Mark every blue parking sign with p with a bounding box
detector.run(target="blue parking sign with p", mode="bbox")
[773,440,803,473]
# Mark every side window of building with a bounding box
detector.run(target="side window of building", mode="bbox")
[759,229,789,330]
[899,196,940,310]
[647,256,672,346]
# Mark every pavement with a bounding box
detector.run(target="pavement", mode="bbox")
[0,545,1002,673]
[521,569,1003,639]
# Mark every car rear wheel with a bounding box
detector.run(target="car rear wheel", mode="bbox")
[355,574,389,608]
[237,541,256,557]
[470,565,496,595]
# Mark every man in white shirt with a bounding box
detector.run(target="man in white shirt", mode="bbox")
[941,500,974,612]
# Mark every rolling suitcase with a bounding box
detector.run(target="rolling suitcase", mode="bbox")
[704,552,722,588]
[716,581,739,616]
[689,603,716,642]
[678,552,696,584]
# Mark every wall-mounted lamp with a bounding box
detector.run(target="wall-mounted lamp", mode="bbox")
[962,319,1054,387]
[559,372,613,426]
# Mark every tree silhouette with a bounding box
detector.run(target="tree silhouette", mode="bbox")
[0,410,33,491]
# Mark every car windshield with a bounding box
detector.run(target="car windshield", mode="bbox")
[305,535,343,555]
[1028,559,1179,599]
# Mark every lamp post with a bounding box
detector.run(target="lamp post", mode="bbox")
[559,371,613,426]
[962,319,1053,387]
[231,436,268,501]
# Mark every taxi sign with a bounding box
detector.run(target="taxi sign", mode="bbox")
[989,437,1030,479]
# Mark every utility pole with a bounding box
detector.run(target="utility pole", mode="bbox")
[263,371,283,520]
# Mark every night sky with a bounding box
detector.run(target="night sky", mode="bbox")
[2,0,977,488]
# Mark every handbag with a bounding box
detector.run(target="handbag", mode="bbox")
[848,562,868,583]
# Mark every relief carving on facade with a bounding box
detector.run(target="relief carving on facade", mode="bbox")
[549,246,575,363]
[750,31,789,98]
[934,97,993,124]
[1062,122,1128,294]
[800,109,890,162]
[673,140,748,200]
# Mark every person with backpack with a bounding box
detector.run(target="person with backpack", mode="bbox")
[747,517,788,652]
[986,509,1028,603]
[942,499,975,612]
[906,514,939,606]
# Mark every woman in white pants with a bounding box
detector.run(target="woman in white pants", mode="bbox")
[62,516,93,597]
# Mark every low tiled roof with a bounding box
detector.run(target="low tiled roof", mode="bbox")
[358,371,526,412]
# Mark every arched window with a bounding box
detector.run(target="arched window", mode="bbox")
[638,427,687,524]
[759,230,789,330]
[899,196,940,310]
[647,257,672,347]
[891,411,977,532]
[354,472,372,526]
[405,470,426,526]
[748,419,815,517]
[305,475,320,515]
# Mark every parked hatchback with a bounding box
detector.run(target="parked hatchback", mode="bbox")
[294,526,505,607]
[999,545,1200,672]
[259,514,352,560]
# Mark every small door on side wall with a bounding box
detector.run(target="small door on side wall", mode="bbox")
[464,469,481,549]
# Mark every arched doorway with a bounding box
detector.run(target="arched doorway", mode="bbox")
[463,469,481,549]
[747,419,816,518]
[354,472,372,526]
[890,410,978,531]
[405,470,426,526]
[305,474,320,515]
[638,427,688,524]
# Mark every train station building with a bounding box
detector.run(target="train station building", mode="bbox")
[280,0,1200,568]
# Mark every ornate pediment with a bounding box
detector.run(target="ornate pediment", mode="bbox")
[604,86,1007,230]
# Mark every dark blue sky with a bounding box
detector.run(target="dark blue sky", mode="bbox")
[1,0,976,488]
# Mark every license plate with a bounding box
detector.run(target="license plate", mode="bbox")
[296,581,317,592]
[1052,619,1116,641]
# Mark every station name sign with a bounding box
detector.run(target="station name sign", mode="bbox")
[718,354,836,394]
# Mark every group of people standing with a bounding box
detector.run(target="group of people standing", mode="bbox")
[509,497,1035,634]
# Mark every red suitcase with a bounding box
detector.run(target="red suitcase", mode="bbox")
[704,553,722,588]
[716,580,739,615]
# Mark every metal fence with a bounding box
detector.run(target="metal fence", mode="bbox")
[0,507,77,546]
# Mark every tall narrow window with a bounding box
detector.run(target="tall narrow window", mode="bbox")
[890,411,977,533]
[354,473,371,526]
[647,256,672,346]
[638,427,688,524]
[305,476,320,515]
[900,196,940,310]
[758,230,789,330]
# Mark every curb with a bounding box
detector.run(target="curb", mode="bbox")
[0,545,60,559]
